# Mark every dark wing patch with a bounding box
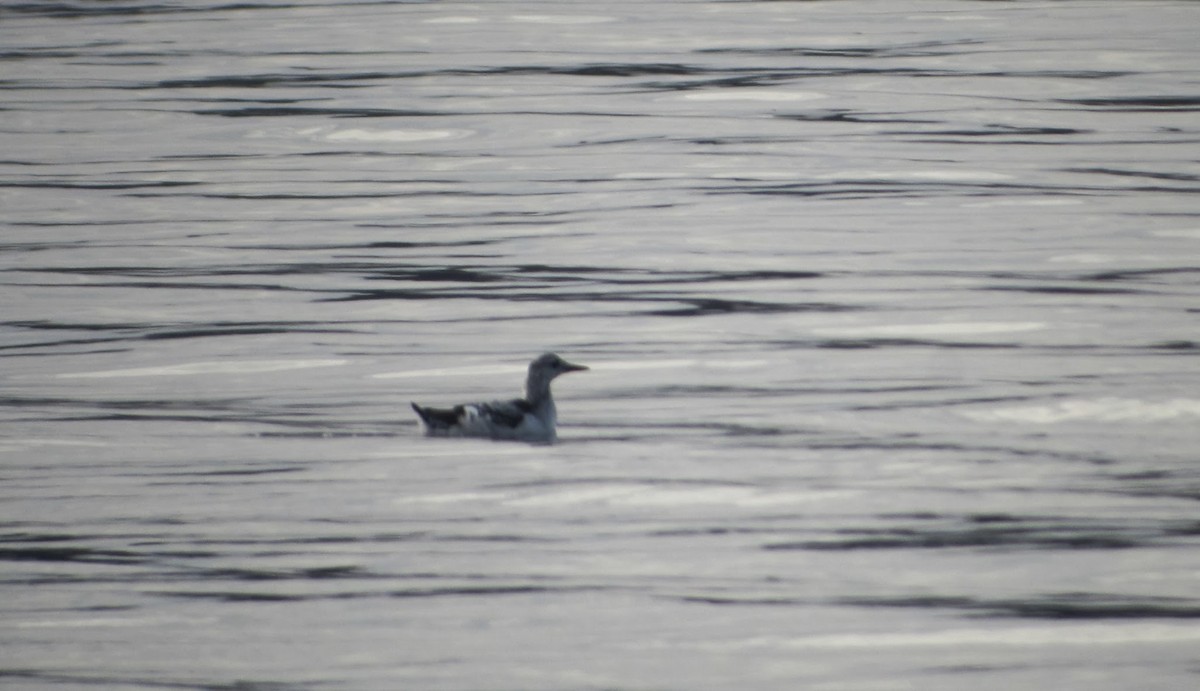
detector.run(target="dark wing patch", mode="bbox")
[476,399,533,428]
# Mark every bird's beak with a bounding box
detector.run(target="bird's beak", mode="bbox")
[563,361,588,373]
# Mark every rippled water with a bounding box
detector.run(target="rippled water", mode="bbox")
[3,1,1200,689]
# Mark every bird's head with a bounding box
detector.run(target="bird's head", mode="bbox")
[531,352,588,380]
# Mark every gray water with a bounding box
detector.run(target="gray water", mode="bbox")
[3,1,1200,689]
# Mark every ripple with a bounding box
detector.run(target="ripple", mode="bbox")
[847,593,1200,620]
[962,398,1200,424]
[56,359,347,379]
[811,322,1045,338]
[680,90,827,102]
[509,15,616,24]
[763,622,1200,650]
[324,128,471,143]
[763,513,1183,552]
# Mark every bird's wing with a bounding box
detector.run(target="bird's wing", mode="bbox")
[471,398,534,429]
[413,398,536,438]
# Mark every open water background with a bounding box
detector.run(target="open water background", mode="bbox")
[3,1,1200,689]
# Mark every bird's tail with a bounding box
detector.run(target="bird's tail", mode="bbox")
[411,402,435,435]
[411,402,461,432]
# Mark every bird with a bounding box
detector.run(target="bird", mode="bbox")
[411,352,588,442]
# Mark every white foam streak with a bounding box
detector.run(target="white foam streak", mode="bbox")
[964,398,1200,423]
[760,623,1200,650]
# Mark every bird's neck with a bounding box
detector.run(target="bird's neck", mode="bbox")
[525,372,553,404]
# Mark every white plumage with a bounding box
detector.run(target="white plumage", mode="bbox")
[411,353,588,443]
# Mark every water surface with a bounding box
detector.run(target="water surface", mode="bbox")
[2,1,1200,689]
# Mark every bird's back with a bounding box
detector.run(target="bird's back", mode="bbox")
[412,398,555,442]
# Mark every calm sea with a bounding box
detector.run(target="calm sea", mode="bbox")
[3,1,1199,689]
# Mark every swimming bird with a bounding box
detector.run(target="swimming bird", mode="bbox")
[411,353,588,442]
